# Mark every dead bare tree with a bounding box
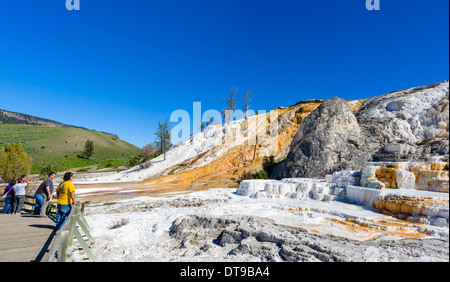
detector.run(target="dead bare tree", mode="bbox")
[240,92,259,163]
[252,134,258,163]
[222,87,238,124]
[237,145,248,166]
[141,143,158,161]
[242,90,253,120]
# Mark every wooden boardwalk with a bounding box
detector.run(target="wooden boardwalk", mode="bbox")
[0,214,57,262]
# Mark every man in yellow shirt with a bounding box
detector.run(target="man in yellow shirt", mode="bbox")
[55,172,77,230]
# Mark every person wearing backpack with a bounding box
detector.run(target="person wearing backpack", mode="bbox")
[34,172,56,217]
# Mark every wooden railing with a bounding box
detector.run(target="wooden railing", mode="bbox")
[43,203,96,262]
[1,183,96,262]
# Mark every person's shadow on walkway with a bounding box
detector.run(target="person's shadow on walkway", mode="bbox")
[24,213,58,262]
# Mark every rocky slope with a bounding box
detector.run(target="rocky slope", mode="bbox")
[273,80,449,179]
[1,108,73,128]
[357,81,449,162]
[170,214,448,262]
[83,100,323,187]
[272,97,368,179]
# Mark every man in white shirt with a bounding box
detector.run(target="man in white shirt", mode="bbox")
[12,175,30,215]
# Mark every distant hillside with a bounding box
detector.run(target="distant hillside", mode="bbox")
[0,108,76,128]
[0,124,141,174]
[0,109,141,174]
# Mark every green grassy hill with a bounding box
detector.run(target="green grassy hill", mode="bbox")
[0,124,141,174]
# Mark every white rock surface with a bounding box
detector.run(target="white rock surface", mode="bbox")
[359,81,449,143]
[237,178,334,201]
[82,188,449,262]
[360,165,378,187]
[346,185,386,206]
[396,169,416,189]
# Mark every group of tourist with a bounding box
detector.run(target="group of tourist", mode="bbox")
[1,172,77,230]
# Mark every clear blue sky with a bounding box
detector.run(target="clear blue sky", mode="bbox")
[0,0,448,148]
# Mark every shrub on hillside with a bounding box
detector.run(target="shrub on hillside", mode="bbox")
[128,155,143,168]
[262,156,276,177]
[253,170,269,179]
[0,142,32,182]
[40,164,55,177]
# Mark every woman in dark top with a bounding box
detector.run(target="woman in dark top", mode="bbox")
[1,181,16,214]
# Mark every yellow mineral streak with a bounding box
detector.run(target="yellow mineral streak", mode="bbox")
[417,170,449,192]
[373,195,449,218]
[142,102,323,191]
[375,167,398,188]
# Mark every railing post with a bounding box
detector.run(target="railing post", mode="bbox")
[77,215,94,245]
[72,225,96,261]
[57,231,70,262]
[66,212,78,248]
[50,202,96,262]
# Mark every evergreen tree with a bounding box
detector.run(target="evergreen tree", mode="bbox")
[84,139,94,159]
[155,120,172,161]
[0,142,32,183]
